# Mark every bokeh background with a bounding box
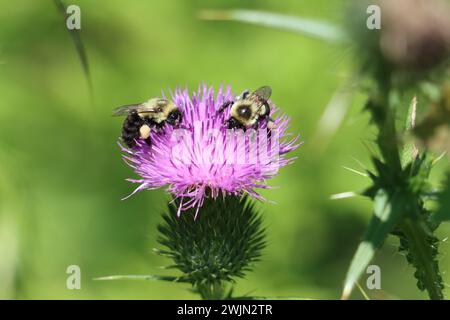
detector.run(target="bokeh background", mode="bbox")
[0,0,449,299]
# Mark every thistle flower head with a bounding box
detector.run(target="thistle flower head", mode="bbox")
[121,84,299,215]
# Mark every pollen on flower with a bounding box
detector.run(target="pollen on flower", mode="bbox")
[120,84,300,216]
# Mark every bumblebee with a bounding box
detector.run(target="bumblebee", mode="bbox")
[113,97,182,148]
[218,86,275,130]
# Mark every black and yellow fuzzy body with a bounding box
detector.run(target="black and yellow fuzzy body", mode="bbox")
[121,112,151,148]
[219,86,274,130]
[113,97,183,148]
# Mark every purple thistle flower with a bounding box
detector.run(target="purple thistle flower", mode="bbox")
[121,84,300,217]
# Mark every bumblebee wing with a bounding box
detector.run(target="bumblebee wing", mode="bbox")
[112,98,168,116]
[252,86,272,101]
[112,104,143,116]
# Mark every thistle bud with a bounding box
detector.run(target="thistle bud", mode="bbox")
[156,196,266,299]
[378,0,450,70]
[348,0,450,74]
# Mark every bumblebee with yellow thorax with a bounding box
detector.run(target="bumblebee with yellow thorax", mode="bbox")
[113,97,182,148]
[218,86,275,130]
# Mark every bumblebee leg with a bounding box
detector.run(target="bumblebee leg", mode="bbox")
[218,100,233,113]
[257,115,275,140]
[139,124,151,139]
[262,102,271,116]
[144,118,161,132]
[139,121,152,147]
[238,89,250,100]
[227,118,246,130]
[156,122,165,130]
[260,114,275,128]
[122,132,137,148]
[266,126,272,140]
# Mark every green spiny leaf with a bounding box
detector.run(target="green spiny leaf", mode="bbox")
[396,218,444,299]
[342,189,407,299]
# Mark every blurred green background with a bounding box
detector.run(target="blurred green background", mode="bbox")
[0,0,449,299]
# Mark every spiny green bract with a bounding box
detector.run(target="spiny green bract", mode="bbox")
[156,196,266,287]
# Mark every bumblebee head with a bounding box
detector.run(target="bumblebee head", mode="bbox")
[167,109,182,125]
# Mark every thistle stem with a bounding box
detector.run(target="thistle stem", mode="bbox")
[196,281,226,300]
[399,219,444,300]
[377,107,402,172]
[374,73,402,172]
[370,74,443,300]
